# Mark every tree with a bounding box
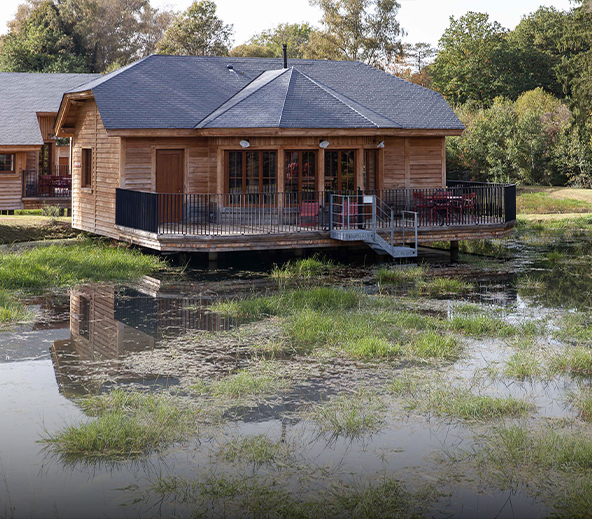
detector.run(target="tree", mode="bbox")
[231,23,313,59]
[156,0,233,56]
[307,0,404,68]
[431,12,512,105]
[403,42,436,74]
[0,0,86,72]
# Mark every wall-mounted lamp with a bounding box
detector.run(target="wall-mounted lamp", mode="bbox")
[376,140,385,148]
[319,140,330,149]
[239,139,250,148]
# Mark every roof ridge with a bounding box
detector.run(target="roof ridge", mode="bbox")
[195,68,289,128]
[278,68,295,127]
[295,69,402,128]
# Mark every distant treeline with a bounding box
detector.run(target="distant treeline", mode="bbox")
[1,0,590,185]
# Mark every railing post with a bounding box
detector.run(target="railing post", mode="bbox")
[504,184,516,222]
[329,195,333,231]
[390,209,394,248]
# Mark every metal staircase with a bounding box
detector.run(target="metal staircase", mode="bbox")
[329,194,418,259]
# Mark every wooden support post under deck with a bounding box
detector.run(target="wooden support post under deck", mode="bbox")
[450,240,459,263]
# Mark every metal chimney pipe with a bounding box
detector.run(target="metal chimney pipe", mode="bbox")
[282,44,288,68]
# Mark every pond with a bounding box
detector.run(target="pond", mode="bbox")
[2,225,592,519]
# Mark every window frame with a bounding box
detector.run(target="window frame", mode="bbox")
[224,150,278,196]
[324,149,357,193]
[81,148,93,189]
[284,150,318,195]
[0,154,15,174]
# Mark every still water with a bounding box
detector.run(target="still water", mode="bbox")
[0,235,588,519]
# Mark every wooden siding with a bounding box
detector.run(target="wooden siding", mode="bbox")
[0,150,26,210]
[124,137,214,193]
[71,100,119,237]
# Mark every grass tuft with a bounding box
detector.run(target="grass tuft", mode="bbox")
[505,351,544,380]
[217,434,292,466]
[193,366,289,398]
[271,254,334,279]
[0,238,165,289]
[310,392,385,439]
[376,265,426,285]
[551,346,592,376]
[413,277,474,297]
[0,290,29,324]
[42,389,194,459]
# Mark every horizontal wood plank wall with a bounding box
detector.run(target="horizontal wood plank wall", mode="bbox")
[125,137,212,193]
[72,100,119,238]
[0,150,27,210]
[408,137,445,189]
[383,137,405,189]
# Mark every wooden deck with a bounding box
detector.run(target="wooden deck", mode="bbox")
[115,220,516,253]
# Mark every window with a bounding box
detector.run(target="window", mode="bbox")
[0,154,14,173]
[79,296,90,339]
[81,148,92,188]
[285,151,316,194]
[325,150,356,192]
[363,150,378,191]
[226,150,277,198]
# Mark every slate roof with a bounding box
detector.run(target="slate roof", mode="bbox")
[65,54,464,131]
[0,72,100,146]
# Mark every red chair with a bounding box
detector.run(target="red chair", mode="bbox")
[461,192,477,223]
[432,191,451,225]
[299,201,319,227]
[413,192,434,224]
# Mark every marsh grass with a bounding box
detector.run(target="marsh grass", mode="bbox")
[449,314,541,338]
[193,365,289,398]
[271,254,335,279]
[329,478,434,519]
[217,434,293,466]
[376,265,426,285]
[550,346,592,376]
[212,287,360,320]
[42,389,194,459]
[0,290,28,324]
[554,312,592,344]
[0,238,165,289]
[505,351,544,380]
[517,190,592,215]
[481,425,592,471]
[310,392,385,439]
[413,277,474,297]
[404,331,460,360]
[565,388,592,421]
[406,387,532,420]
[288,309,402,359]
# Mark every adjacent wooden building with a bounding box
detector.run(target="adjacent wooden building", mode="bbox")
[54,55,516,253]
[0,72,98,212]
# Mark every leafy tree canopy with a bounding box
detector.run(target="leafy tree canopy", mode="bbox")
[231,23,313,59]
[156,0,233,56]
[307,0,404,68]
[0,0,86,72]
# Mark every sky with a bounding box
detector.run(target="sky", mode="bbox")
[0,0,576,47]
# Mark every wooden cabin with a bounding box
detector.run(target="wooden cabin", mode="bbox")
[54,55,516,254]
[0,72,98,213]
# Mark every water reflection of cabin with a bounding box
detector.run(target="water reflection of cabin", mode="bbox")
[54,55,516,253]
[0,73,98,213]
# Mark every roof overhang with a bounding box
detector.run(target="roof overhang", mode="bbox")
[106,127,464,138]
[54,90,94,137]
[0,144,43,151]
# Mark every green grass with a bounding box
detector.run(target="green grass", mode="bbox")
[309,392,385,439]
[0,290,29,325]
[407,387,533,421]
[288,309,403,359]
[404,331,461,360]
[505,351,544,380]
[376,265,427,285]
[449,314,541,338]
[550,346,592,376]
[566,388,592,421]
[271,254,335,279]
[217,434,292,466]
[212,287,360,320]
[0,238,166,289]
[413,277,474,296]
[42,389,194,459]
[482,425,592,471]
[554,312,592,344]
[193,366,289,398]
[517,191,592,215]
[0,218,76,245]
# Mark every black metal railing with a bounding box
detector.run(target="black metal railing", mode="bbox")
[22,167,71,198]
[115,182,516,236]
